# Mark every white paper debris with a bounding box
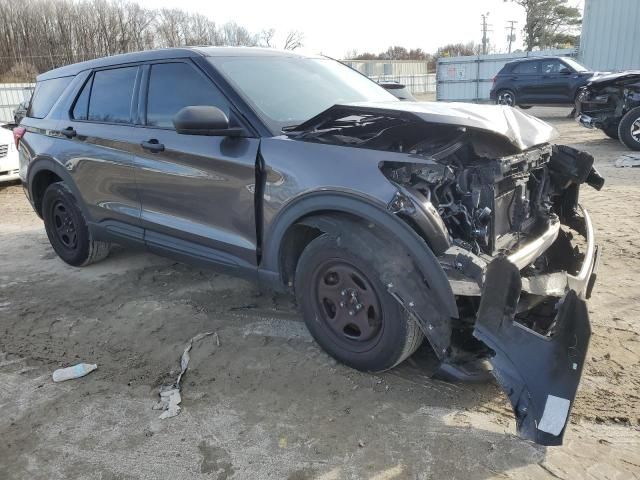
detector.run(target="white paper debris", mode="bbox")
[155,331,214,419]
[614,154,640,168]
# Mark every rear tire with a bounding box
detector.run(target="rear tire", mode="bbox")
[496,89,516,107]
[42,183,111,267]
[295,228,423,373]
[618,107,640,151]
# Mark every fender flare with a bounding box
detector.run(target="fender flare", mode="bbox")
[261,191,458,319]
[27,156,93,221]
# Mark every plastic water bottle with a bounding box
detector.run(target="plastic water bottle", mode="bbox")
[52,363,97,382]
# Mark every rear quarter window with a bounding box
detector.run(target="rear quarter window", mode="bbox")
[28,76,73,119]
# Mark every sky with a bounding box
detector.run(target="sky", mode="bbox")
[136,0,538,57]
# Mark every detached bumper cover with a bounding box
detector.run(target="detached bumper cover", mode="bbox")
[474,257,591,446]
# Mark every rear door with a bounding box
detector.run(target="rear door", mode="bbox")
[130,60,260,270]
[56,66,143,240]
[511,61,540,103]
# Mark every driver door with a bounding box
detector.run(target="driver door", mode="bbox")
[130,60,260,270]
[537,59,573,103]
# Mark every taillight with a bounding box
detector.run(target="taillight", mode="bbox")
[13,126,25,149]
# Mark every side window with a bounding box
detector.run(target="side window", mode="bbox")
[28,76,72,119]
[541,60,565,74]
[87,67,138,124]
[72,76,92,120]
[146,62,229,128]
[512,62,538,74]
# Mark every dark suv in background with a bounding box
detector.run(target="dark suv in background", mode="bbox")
[16,47,602,446]
[490,56,594,108]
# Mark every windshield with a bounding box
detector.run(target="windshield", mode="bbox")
[562,58,588,72]
[210,56,398,132]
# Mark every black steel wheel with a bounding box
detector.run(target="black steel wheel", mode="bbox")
[51,200,78,250]
[312,260,383,350]
[295,229,423,372]
[42,182,111,266]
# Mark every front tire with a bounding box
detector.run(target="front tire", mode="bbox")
[42,183,111,266]
[295,230,423,373]
[618,107,640,151]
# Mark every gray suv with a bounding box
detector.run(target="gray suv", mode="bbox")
[17,47,603,445]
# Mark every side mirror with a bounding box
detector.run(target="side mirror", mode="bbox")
[173,106,245,137]
[560,68,572,75]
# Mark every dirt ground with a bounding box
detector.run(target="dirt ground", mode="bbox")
[1,107,639,479]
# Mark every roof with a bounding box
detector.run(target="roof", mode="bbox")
[37,46,315,81]
[507,56,569,64]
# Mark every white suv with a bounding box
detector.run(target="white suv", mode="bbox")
[0,125,19,182]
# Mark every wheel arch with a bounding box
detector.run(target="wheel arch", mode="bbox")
[260,191,458,320]
[27,156,89,219]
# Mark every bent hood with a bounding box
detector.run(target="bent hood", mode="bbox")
[295,101,557,151]
[587,70,640,87]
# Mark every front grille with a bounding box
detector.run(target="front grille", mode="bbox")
[0,144,7,158]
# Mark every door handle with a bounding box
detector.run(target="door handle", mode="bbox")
[141,139,165,153]
[61,126,76,138]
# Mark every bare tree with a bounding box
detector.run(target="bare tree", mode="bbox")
[283,30,304,50]
[0,0,270,81]
[260,28,276,48]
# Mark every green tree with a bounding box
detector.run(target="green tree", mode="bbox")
[512,0,582,51]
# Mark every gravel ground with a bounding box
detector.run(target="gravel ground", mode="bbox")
[1,106,639,479]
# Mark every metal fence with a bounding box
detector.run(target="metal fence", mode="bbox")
[0,83,34,124]
[342,60,436,94]
[436,48,577,102]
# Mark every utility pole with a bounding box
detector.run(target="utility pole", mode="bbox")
[481,13,491,55]
[506,20,517,53]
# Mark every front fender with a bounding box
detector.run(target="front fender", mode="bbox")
[260,191,459,357]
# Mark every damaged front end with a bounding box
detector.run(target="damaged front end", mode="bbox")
[576,71,640,133]
[288,102,604,445]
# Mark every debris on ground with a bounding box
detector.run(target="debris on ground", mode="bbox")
[153,331,215,419]
[52,363,97,382]
[614,154,640,168]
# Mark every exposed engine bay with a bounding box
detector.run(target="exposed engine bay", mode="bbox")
[289,106,603,260]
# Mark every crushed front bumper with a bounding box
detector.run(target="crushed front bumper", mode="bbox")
[472,208,598,446]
